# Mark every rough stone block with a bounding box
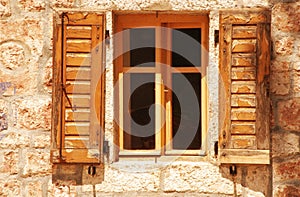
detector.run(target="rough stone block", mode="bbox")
[95,165,160,192]
[272,132,300,158]
[273,158,300,182]
[50,0,75,8]
[0,132,30,149]
[0,179,21,196]
[271,61,290,72]
[274,185,300,197]
[278,98,300,131]
[292,62,300,94]
[270,70,290,95]
[31,132,51,148]
[17,0,46,11]
[22,149,51,177]
[15,97,51,130]
[275,37,295,56]
[43,58,53,94]
[0,151,18,174]
[272,3,300,33]
[25,180,43,197]
[0,42,28,71]
[0,0,11,17]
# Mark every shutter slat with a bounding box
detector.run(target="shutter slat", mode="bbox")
[66,54,91,66]
[65,122,90,135]
[64,95,90,108]
[66,26,92,39]
[66,67,91,80]
[66,40,91,53]
[219,9,270,164]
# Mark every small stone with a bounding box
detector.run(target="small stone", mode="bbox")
[273,158,300,182]
[275,37,295,56]
[0,179,21,196]
[272,132,300,158]
[17,0,46,11]
[272,3,300,33]
[15,97,51,130]
[0,0,11,17]
[270,70,290,95]
[0,151,18,174]
[0,42,27,71]
[274,185,300,197]
[22,149,51,177]
[25,181,43,197]
[278,98,300,131]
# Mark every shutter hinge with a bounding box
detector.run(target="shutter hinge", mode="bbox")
[103,140,109,154]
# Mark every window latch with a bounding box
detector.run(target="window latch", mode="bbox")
[61,83,76,111]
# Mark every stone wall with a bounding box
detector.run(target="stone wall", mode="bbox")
[0,0,299,196]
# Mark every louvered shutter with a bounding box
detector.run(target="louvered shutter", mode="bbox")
[51,12,104,163]
[219,9,271,164]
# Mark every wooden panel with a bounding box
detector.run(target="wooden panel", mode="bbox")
[230,135,256,149]
[62,149,100,163]
[66,40,91,53]
[232,53,256,67]
[231,81,256,93]
[219,9,271,24]
[66,26,92,39]
[219,24,232,149]
[231,67,256,80]
[232,39,256,53]
[66,13,103,26]
[66,82,90,94]
[65,110,90,122]
[66,67,91,80]
[231,94,256,107]
[65,123,90,135]
[66,54,91,66]
[65,136,89,148]
[219,149,270,164]
[256,23,271,150]
[64,95,90,108]
[231,108,256,120]
[232,26,257,38]
[231,121,256,134]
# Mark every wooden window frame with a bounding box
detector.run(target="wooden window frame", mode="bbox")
[114,13,208,156]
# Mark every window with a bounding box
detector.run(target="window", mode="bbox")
[114,14,208,155]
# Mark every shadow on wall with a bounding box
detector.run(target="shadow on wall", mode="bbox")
[219,165,272,196]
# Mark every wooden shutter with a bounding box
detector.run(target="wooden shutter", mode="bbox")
[51,12,105,164]
[219,9,271,164]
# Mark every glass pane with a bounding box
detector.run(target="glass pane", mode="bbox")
[125,28,155,67]
[172,28,201,67]
[123,73,155,150]
[172,73,201,150]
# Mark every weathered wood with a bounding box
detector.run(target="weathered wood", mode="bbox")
[62,149,100,163]
[219,9,271,24]
[231,108,256,120]
[231,121,256,134]
[66,40,91,53]
[66,67,91,80]
[219,9,271,165]
[66,54,91,66]
[66,26,92,39]
[65,110,90,122]
[219,149,270,164]
[89,25,103,148]
[66,82,91,94]
[232,26,257,38]
[64,95,90,108]
[65,122,90,135]
[66,13,103,26]
[230,135,256,149]
[232,53,256,67]
[256,23,271,150]
[231,81,256,93]
[231,67,256,80]
[219,24,232,149]
[231,94,256,107]
[232,39,256,53]
[65,136,89,148]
